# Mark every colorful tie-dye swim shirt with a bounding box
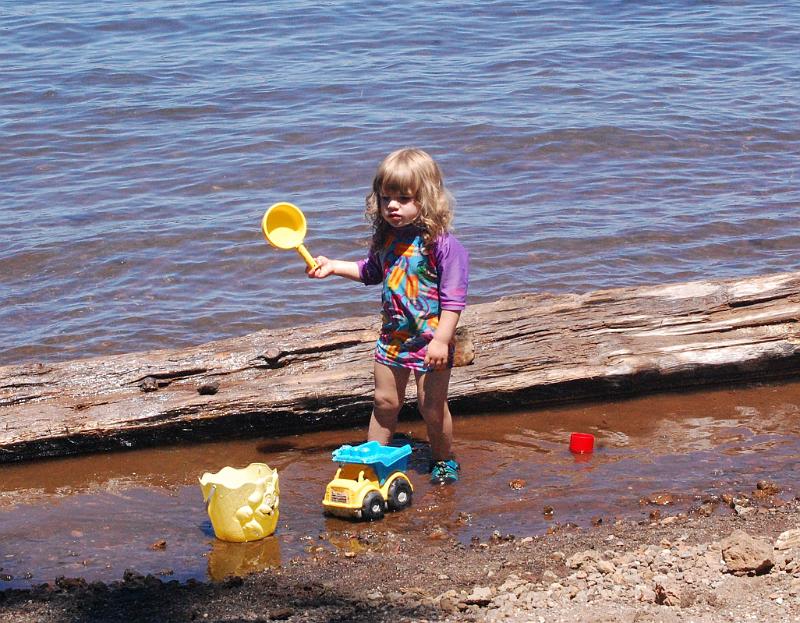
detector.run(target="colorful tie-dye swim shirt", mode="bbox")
[357,226,469,371]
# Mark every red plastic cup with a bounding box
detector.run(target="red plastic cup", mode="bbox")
[569,432,594,454]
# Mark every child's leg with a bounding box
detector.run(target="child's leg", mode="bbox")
[368,362,410,445]
[414,368,453,462]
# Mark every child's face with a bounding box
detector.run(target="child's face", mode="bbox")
[379,188,420,228]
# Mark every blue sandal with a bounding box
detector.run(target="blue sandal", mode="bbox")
[430,459,460,484]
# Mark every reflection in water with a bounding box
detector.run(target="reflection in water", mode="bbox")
[207,537,282,582]
[0,380,798,589]
[571,453,593,465]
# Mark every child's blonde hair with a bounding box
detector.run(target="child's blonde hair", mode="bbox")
[365,148,454,250]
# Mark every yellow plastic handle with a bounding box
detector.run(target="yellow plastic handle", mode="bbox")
[296,244,318,271]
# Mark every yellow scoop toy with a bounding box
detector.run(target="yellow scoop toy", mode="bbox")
[261,202,318,271]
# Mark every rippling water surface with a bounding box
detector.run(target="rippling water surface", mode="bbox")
[2,1,799,364]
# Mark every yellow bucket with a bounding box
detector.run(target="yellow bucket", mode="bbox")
[199,463,280,543]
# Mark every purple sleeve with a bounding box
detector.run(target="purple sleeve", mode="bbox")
[434,234,469,311]
[357,250,383,285]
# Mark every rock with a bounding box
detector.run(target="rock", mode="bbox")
[139,376,159,392]
[267,607,293,620]
[497,575,522,592]
[55,576,88,591]
[122,569,146,585]
[643,493,675,506]
[775,548,797,573]
[720,529,773,575]
[464,585,493,606]
[636,584,656,602]
[654,582,680,606]
[508,479,526,490]
[703,548,724,572]
[596,560,615,575]
[438,589,458,601]
[775,528,800,551]
[566,550,600,570]
[438,595,459,613]
[197,382,219,395]
[734,504,755,517]
[697,502,714,516]
[721,493,735,506]
[756,480,781,495]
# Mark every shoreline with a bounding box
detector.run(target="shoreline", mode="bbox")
[2,490,798,622]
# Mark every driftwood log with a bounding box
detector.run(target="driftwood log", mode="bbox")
[2,271,800,463]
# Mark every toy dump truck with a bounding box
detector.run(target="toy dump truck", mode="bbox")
[322,441,413,521]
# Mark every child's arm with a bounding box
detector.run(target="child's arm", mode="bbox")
[424,309,461,369]
[307,256,362,282]
[425,234,470,370]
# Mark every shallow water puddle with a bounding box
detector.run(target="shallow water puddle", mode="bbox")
[1,381,798,589]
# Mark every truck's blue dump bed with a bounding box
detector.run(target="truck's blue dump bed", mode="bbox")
[332,441,412,484]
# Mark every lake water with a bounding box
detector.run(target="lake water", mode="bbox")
[2,1,799,365]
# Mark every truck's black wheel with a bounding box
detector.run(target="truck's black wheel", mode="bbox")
[361,491,385,521]
[388,479,413,511]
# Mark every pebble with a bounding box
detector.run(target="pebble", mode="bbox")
[541,570,558,583]
[775,528,800,551]
[197,382,219,395]
[757,480,781,494]
[644,493,675,506]
[139,376,159,392]
[735,504,756,516]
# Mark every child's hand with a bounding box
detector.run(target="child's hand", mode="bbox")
[424,337,450,370]
[306,255,334,279]
[307,256,334,279]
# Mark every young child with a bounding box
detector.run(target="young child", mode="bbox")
[308,148,469,484]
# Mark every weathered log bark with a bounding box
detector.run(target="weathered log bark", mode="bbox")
[2,271,800,463]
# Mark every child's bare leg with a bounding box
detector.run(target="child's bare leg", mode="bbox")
[415,368,453,462]
[368,362,410,445]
